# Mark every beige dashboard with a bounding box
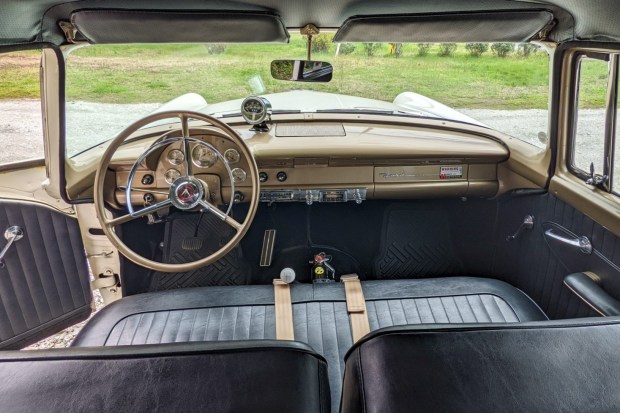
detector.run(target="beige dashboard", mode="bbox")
[73,121,509,208]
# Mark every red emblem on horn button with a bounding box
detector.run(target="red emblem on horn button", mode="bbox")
[176,183,196,203]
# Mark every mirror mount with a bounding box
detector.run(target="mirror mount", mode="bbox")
[300,24,320,60]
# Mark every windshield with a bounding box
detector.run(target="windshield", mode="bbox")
[65,35,549,156]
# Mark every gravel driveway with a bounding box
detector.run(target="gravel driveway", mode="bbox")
[0,100,610,349]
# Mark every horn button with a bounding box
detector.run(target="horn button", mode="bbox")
[169,177,204,210]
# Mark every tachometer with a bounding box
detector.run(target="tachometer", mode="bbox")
[191,145,217,168]
[241,96,272,125]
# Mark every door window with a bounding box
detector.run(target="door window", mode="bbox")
[0,49,44,164]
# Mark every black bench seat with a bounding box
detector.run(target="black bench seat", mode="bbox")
[73,277,546,412]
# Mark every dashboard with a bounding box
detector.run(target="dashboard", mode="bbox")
[106,120,507,210]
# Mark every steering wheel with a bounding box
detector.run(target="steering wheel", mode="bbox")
[94,111,259,272]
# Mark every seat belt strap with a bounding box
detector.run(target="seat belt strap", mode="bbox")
[273,279,294,340]
[341,274,370,342]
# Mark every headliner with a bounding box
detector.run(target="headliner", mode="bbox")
[1,0,619,47]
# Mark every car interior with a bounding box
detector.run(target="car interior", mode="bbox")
[1,1,620,412]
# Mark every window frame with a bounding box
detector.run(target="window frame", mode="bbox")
[567,50,619,193]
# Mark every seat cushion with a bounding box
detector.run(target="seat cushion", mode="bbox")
[0,340,330,413]
[341,319,620,413]
[73,277,546,412]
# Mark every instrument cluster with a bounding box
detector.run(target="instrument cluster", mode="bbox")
[161,139,248,186]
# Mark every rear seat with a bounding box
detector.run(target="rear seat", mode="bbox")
[73,277,547,412]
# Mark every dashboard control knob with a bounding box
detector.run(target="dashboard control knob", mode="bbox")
[280,267,296,283]
[141,174,154,185]
[233,191,244,204]
[276,171,287,182]
[353,189,363,204]
[143,193,155,205]
[259,172,268,182]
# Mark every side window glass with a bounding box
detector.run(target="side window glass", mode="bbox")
[572,57,609,178]
[0,49,44,164]
[614,69,620,193]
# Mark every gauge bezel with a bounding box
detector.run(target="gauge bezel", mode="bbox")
[164,168,181,184]
[167,149,185,165]
[241,96,272,125]
[231,167,247,182]
[191,145,218,168]
[224,148,240,164]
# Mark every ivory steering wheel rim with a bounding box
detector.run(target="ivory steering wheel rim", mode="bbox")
[94,110,260,272]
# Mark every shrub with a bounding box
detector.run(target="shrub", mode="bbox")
[491,43,513,57]
[465,43,489,57]
[311,34,333,54]
[362,43,381,57]
[518,43,538,57]
[417,43,431,56]
[438,43,457,57]
[338,43,356,55]
[206,44,226,54]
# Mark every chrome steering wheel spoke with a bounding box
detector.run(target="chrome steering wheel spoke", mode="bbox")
[179,114,193,177]
[198,199,242,231]
[106,199,172,227]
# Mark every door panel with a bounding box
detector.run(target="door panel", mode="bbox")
[492,191,608,319]
[0,200,91,349]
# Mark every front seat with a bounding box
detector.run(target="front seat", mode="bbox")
[72,277,547,413]
[0,340,330,413]
[341,319,620,412]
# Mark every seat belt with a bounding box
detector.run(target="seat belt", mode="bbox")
[341,274,371,342]
[273,279,294,340]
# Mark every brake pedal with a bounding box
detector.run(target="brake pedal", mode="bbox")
[260,229,276,267]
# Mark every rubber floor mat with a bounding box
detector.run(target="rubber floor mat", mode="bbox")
[373,205,463,279]
[150,213,250,290]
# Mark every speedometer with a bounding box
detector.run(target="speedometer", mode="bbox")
[241,96,272,125]
[191,145,217,168]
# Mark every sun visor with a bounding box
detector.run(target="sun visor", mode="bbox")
[334,10,554,43]
[70,10,290,44]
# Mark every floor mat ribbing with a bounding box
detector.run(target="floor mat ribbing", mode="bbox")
[374,205,464,278]
[150,214,250,290]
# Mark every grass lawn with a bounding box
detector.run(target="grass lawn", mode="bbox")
[0,36,609,109]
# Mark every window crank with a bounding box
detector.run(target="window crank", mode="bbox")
[0,226,24,268]
[506,215,534,241]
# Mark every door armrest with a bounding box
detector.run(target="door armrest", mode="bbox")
[564,272,620,316]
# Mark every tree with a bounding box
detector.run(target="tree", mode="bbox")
[518,43,538,57]
[311,34,333,54]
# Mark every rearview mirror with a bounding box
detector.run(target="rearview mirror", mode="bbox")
[271,60,333,82]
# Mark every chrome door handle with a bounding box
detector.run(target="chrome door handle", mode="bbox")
[544,229,592,254]
[0,226,24,267]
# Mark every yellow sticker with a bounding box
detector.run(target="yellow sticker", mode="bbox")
[314,266,325,275]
